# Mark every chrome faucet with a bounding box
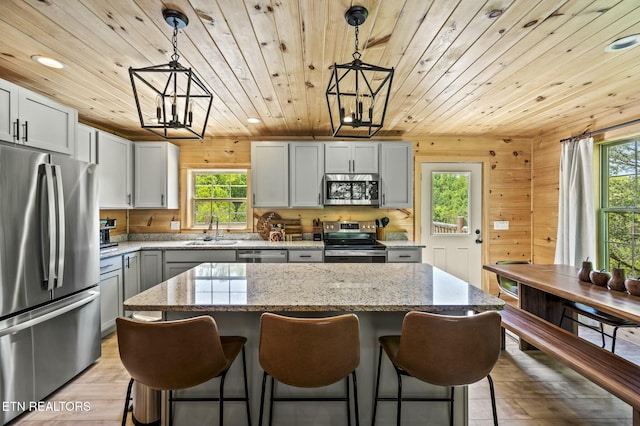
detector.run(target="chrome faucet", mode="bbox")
[203,214,220,241]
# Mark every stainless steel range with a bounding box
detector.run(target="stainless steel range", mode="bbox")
[323,221,386,263]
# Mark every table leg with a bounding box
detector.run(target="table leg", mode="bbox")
[518,283,574,350]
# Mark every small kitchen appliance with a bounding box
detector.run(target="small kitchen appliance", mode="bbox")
[100,218,118,249]
[323,174,379,206]
[323,221,386,262]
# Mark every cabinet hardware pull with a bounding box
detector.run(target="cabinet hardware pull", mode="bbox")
[382,194,385,205]
[22,121,28,142]
[126,257,130,268]
[399,255,411,258]
[128,194,132,205]
[13,119,19,141]
[300,255,311,258]
[161,194,165,206]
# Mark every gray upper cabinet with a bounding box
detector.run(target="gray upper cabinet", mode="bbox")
[251,141,289,207]
[76,123,97,163]
[290,142,324,208]
[379,142,413,208]
[97,131,133,209]
[325,142,379,174]
[133,141,179,209]
[0,78,76,155]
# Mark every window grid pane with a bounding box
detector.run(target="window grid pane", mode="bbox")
[602,140,640,276]
[192,171,248,227]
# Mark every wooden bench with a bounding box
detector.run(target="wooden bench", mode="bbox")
[500,303,640,424]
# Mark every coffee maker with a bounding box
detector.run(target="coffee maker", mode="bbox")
[99,218,117,249]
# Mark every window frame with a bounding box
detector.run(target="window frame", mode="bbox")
[599,138,640,276]
[188,169,251,231]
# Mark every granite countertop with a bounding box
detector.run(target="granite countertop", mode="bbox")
[101,239,425,258]
[123,262,504,313]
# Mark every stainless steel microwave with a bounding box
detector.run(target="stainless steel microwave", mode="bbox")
[323,174,379,206]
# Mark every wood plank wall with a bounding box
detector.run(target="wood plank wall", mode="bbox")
[413,136,532,294]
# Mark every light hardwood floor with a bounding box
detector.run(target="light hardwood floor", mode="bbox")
[10,324,638,425]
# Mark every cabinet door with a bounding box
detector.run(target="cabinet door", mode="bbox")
[140,250,163,292]
[97,131,132,208]
[290,142,324,207]
[18,89,76,155]
[324,143,352,173]
[0,79,19,144]
[352,142,379,173]
[133,142,179,208]
[99,269,122,337]
[76,123,97,163]
[123,252,140,301]
[380,142,413,208]
[251,142,289,207]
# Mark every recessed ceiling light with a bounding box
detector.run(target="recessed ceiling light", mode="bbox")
[247,117,261,124]
[605,34,640,52]
[31,55,65,69]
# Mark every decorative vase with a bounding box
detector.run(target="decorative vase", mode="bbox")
[578,261,593,282]
[608,268,626,291]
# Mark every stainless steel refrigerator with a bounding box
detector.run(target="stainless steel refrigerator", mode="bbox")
[0,144,101,424]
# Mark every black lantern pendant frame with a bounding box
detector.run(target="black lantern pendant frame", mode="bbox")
[129,9,213,140]
[326,6,394,138]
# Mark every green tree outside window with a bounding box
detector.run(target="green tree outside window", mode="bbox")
[192,171,248,227]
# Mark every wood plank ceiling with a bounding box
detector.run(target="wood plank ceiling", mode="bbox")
[0,0,639,140]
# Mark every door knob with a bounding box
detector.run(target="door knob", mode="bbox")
[474,229,483,244]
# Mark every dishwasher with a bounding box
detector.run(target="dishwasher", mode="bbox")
[237,250,288,263]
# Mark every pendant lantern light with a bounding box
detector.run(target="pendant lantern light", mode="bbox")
[129,8,213,140]
[326,6,394,138]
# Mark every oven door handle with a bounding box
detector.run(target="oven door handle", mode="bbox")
[324,250,386,257]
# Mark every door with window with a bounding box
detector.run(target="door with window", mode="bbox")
[421,163,483,287]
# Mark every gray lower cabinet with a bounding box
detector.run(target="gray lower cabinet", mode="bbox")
[123,252,140,314]
[288,249,324,263]
[163,250,236,279]
[99,256,123,337]
[140,250,163,292]
[386,248,422,263]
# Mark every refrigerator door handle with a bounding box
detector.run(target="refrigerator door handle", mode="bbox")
[52,164,66,288]
[41,164,58,291]
[0,291,99,337]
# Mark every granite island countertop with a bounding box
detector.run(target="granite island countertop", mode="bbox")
[124,262,504,313]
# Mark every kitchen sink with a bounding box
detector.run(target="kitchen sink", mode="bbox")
[185,240,239,246]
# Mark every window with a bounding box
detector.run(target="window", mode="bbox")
[431,171,470,234]
[191,170,248,228]
[600,139,640,276]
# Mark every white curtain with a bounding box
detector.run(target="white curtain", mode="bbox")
[554,137,596,266]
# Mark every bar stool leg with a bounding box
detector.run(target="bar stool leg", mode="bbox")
[612,326,620,354]
[449,386,454,426]
[346,376,351,426]
[219,372,226,426]
[258,372,268,426]
[371,347,383,426]
[598,322,606,348]
[122,378,134,426]
[487,374,498,426]
[269,375,275,426]
[396,371,402,426]
[352,372,360,426]
[241,348,252,425]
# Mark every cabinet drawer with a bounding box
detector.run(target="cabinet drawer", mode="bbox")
[100,256,123,274]
[288,250,323,263]
[387,249,421,263]
[164,250,236,263]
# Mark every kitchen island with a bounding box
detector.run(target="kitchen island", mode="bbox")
[124,262,504,425]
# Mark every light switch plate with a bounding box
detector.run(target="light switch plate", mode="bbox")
[170,221,180,230]
[493,220,509,230]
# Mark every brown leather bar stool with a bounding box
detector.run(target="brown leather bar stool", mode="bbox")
[258,313,360,426]
[116,316,251,426]
[372,311,502,426]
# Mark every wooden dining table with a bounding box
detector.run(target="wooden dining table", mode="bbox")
[483,263,640,341]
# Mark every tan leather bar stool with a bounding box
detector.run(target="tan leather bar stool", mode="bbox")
[258,313,360,426]
[116,316,251,426]
[372,311,502,426]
